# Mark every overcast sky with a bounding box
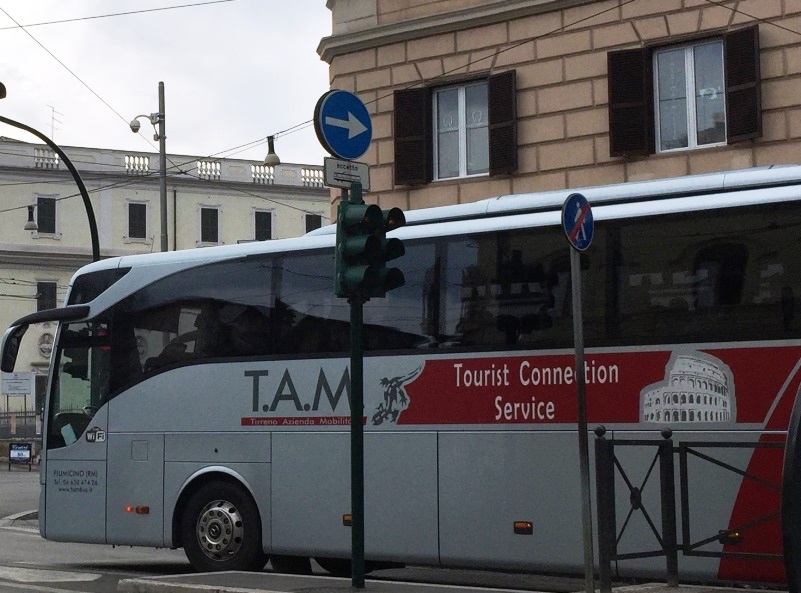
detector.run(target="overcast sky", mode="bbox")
[0,0,332,166]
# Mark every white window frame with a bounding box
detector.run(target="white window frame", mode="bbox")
[653,39,726,153]
[197,205,222,246]
[124,200,151,244]
[432,80,489,181]
[253,208,274,241]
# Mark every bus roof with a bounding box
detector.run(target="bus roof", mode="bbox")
[309,164,801,235]
[73,164,801,284]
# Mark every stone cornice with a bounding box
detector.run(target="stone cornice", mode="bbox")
[318,0,595,63]
[0,164,326,197]
[0,249,92,270]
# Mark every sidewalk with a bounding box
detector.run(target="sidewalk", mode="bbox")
[4,507,789,593]
[0,509,38,532]
[116,574,789,593]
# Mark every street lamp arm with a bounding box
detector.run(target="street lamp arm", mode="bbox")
[0,115,100,262]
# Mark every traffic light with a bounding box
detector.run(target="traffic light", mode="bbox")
[335,182,406,300]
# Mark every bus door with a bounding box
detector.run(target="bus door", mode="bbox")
[42,321,110,543]
[104,424,165,546]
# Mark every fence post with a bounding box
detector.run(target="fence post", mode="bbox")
[659,429,678,586]
[595,426,616,593]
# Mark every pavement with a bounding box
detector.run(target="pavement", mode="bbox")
[115,575,789,593]
[0,509,38,532]
[1,504,790,593]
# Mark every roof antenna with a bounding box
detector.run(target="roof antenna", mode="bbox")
[48,105,63,141]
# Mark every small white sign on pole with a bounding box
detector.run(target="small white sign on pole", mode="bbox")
[324,157,371,190]
[2,371,33,396]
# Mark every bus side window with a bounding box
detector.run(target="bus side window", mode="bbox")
[138,303,203,371]
[694,243,748,308]
[217,304,272,356]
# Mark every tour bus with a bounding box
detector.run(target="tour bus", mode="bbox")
[3,166,801,583]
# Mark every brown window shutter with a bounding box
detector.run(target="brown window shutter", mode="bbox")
[488,70,517,176]
[394,87,431,186]
[607,48,652,157]
[725,25,761,143]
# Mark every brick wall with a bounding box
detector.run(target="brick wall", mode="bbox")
[325,0,801,210]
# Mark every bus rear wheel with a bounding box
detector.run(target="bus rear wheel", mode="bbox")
[181,481,267,572]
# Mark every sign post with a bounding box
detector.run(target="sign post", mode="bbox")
[314,89,373,589]
[561,192,595,593]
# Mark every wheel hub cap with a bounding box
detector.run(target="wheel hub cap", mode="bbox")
[196,499,244,562]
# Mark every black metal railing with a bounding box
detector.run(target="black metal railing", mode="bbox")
[0,411,39,440]
[679,441,784,561]
[595,426,678,593]
[594,428,784,592]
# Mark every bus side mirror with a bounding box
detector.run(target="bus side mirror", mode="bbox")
[1,324,28,373]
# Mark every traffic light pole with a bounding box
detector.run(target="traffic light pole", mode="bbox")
[344,186,366,589]
[335,181,405,588]
[350,291,366,588]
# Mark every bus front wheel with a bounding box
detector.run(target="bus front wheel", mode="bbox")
[181,480,267,572]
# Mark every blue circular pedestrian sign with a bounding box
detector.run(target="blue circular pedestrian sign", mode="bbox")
[562,192,594,251]
[314,90,373,161]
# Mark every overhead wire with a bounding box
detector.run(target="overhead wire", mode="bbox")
[0,7,145,140]
[0,0,330,220]
[0,149,330,221]
[4,0,800,225]
[224,0,643,156]
[701,0,801,36]
[0,1,239,32]
[228,0,801,157]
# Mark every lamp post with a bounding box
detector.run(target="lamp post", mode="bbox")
[130,81,168,252]
[0,83,100,262]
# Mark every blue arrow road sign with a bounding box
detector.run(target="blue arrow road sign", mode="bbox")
[562,192,594,251]
[314,90,372,161]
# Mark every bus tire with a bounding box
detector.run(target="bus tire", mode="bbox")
[181,480,267,572]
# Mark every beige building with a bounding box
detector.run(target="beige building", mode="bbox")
[318,0,801,210]
[0,137,327,415]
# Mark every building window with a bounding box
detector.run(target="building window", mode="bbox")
[37,281,57,311]
[255,211,272,241]
[608,25,760,157]
[200,207,219,244]
[434,81,489,179]
[394,70,517,186]
[305,213,322,233]
[36,197,57,234]
[127,202,147,240]
[654,40,725,151]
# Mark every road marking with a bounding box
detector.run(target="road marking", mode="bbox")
[1,511,37,523]
[0,582,96,593]
[0,566,101,583]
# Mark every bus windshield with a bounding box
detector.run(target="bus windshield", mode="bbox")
[48,320,111,449]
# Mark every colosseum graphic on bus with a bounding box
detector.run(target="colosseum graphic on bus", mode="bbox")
[640,352,736,424]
